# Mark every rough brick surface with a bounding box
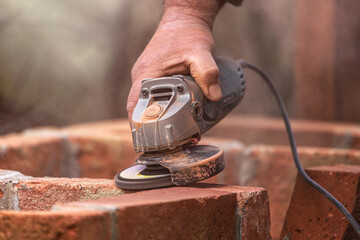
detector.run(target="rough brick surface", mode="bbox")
[0,169,123,211]
[0,170,32,210]
[54,184,270,240]
[0,211,111,240]
[16,177,124,211]
[212,185,271,240]
[281,164,360,240]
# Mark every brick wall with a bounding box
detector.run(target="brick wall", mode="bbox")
[1,114,360,239]
[0,169,270,240]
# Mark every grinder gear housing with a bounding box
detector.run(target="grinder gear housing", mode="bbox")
[115,57,246,189]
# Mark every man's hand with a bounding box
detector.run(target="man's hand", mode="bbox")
[127,0,225,121]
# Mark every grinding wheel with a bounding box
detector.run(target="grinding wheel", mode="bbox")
[115,164,173,190]
[115,145,224,190]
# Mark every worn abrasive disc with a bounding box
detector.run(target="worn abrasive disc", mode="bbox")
[115,164,173,190]
[115,145,224,190]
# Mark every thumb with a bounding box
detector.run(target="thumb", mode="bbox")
[188,52,222,101]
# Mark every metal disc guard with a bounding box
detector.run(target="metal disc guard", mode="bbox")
[136,145,224,186]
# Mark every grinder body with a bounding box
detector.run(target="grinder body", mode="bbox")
[115,57,246,190]
[131,56,246,153]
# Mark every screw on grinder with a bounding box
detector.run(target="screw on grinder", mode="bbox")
[115,57,246,190]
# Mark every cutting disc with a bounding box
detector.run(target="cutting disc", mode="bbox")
[115,145,224,190]
[115,164,173,190]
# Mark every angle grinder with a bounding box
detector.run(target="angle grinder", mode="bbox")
[115,56,246,190]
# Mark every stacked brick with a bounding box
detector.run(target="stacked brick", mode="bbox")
[0,179,270,240]
[0,115,360,239]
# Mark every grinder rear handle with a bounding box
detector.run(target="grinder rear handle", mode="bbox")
[196,56,246,133]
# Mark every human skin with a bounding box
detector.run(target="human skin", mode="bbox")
[127,0,226,121]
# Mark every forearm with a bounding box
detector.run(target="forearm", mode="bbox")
[162,0,226,29]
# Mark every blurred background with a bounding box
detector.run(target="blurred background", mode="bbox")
[1,0,359,135]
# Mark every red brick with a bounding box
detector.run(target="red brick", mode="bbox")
[0,210,111,240]
[281,164,360,239]
[55,184,270,240]
[206,115,360,149]
[59,186,237,240]
[212,185,271,240]
[228,145,360,238]
[67,131,138,178]
[15,177,124,211]
[0,134,65,177]
[2,126,138,179]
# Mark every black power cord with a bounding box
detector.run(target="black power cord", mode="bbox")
[239,60,360,238]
